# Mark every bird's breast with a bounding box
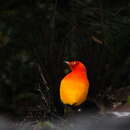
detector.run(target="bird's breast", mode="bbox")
[60,71,89,105]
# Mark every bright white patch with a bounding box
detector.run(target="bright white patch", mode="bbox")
[111,112,130,117]
[78,108,82,112]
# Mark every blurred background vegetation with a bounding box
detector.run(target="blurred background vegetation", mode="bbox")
[0,0,129,121]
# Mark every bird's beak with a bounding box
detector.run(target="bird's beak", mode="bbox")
[64,61,70,65]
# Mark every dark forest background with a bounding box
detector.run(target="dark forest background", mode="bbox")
[0,0,130,121]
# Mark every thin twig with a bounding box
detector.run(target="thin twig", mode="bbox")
[37,84,48,107]
[38,64,49,91]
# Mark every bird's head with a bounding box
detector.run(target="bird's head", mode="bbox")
[64,61,87,72]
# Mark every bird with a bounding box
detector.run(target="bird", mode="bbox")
[60,61,89,106]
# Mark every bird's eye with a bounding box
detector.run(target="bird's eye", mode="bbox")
[71,61,78,66]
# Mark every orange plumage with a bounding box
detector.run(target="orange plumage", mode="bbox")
[60,61,89,106]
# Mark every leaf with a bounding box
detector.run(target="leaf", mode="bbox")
[128,96,130,104]
[15,92,38,101]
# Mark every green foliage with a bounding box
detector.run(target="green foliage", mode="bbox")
[34,121,56,130]
[15,92,39,101]
[128,96,130,104]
